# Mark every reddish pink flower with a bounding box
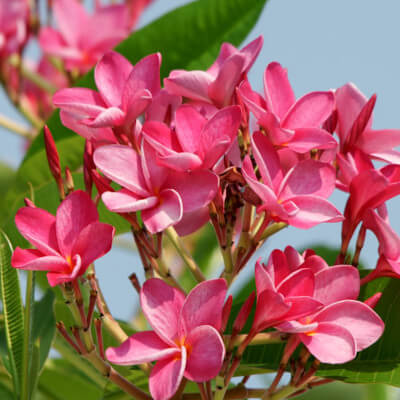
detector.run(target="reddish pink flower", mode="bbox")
[335,83,400,164]
[53,51,161,135]
[164,36,263,108]
[238,62,337,153]
[242,131,343,229]
[39,0,133,73]
[106,278,227,400]
[93,142,218,233]
[11,190,115,286]
[276,300,384,364]
[143,105,241,172]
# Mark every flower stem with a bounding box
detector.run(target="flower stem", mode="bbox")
[0,114,33,138]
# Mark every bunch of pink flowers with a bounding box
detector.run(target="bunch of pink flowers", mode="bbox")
[11,32,400,400]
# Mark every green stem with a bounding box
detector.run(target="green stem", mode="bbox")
[262,384,299,400]
[258,222,288,242]
[0,114,33,138]
[228,332,287,348]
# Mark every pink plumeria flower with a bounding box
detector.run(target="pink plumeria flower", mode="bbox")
[11,190,115,286]
[143,105,241,172]
[93,142,218,233]
[54,51,161,137]
[39,0,133,73]
[242,131,343,229]
[106,278,227,400]
[164,36,263,108]
[335,83,400,164]
[238,62,337,154]
[276,300,384,364]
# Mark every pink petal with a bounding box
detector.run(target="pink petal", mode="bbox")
[141,142,169,192]
[85,106,125,128]
[359,129,400,154]
[288,128,338,153]
[106,331,179,365]
[102,190,158,213]
[255,261,274,293]
[315,300,384,351]
[46,254,82,286]
[94,51,133,107]
[277,269,314,298]
[56,191,98,257]
[164,70,213,103]
[173,207,210,237]
[53,88,106,117]
[158,153,204,172]
[208,54,245,107]
[12,248,68,273]
[94,145,149,197]
[140,278,185,346]
[15,207,59,256]
[264,62,296,120]
[279,160,336,200]
[300,322,356,364]
[286,195,343,229]
[167,170,218,213]
[240,35,263,72]
[149,349,186,400]
[283,296,323,322]
[71,221,114,267]
[121,88,152,126]
[175,105,205,153]
[184,325,225,382]
[142,189,183,233]
[282,91,334,130]
[277,320,318,334]
[180,279,227,334]
[314,265,360,305]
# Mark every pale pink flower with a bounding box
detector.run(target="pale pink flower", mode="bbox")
[242,131,343,229]
[238,62,337,153]
[93,142,218,233]
[164,36,263,108]
[39,0,133,73]
[106,278,226,400]
[11,190,115,286]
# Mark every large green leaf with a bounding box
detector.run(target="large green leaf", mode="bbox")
[2,0,268,245]
[0,231,24,398]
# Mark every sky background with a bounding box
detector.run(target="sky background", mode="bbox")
[2,1,400,391]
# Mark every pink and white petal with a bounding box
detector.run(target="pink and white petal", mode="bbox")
[255,260,275,293]
[15,207,59,256]
[315,300,384,351]
[264,62,296,120]
[167,170,218,212]
[277,320,318,334]
[164,70,213,103]
[277,269,314,298]
[53,88,106,117]
[180,279,227,333]
[56,190,99,257]
[85,107,125,128]
[184,325,225,382]
[286,195,343,229]
[359,129,400,154]
[94,144,149,197]
[279,160,336,200]
[370,150,400,165]
[300,322,356,364]
[208,54,245,107]
[314,265,360,305]
[173,207,210,237]
[53,0,88,46]
[94,51,132,106]
[149,349,186,400]
[282,91,334,130]
[72,221,115,267]
[102,190,158,213]
[175,105,205,153]
[142,189,183,234]
[288,128,338,153]
[106,331,179,365]
[12,249,68,273]
[140,278,186,346]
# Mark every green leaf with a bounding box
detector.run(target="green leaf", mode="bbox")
[0,231,24,398]
[0,162,16,224]
[2,0,268,245]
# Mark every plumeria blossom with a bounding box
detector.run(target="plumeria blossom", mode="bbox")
[335,83,400,164]
[276,300,384,364]
[94,142,218,233]
[238,62,337,153]
[11,190,115,286]
[106,278,227,400]
[53,51,161,137]
[164,36,263,108]
[242,131,343,228]
[39,0,133,73]
[252,247,359,331]
[143,105,241,172]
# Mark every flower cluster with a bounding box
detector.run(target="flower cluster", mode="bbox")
[12,33,400,400]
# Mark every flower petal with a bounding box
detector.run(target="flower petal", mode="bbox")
[12,248,68,273]
[102,190,158,213]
